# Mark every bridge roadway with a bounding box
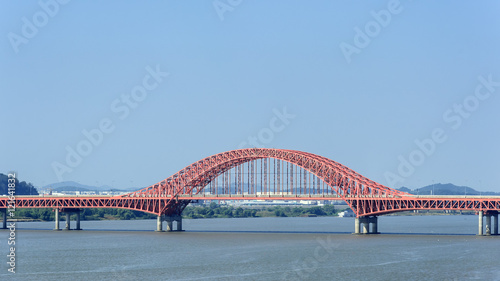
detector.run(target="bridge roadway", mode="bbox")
[1,194,500,235]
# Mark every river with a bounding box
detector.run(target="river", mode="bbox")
[1,215,500,280]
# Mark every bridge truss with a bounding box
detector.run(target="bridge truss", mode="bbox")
[1,148,499,234]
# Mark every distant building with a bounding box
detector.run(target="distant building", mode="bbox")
[338,209,355,217]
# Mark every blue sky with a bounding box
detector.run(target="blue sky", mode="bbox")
[1,0,499,191]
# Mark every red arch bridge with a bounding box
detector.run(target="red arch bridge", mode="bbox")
[2,148,499,235]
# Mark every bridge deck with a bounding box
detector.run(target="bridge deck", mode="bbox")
[3,195,500,200]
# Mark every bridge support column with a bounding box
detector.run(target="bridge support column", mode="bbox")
[361,218,369,234]
[355,216,379,234]
[478,211,484,236]
[156,215,164,232]
[166,219,173,232]
[486,214,492,236]
[65,212,71,230]
[54,209,60,231]
[493,213,498,235]
[163,215,182,232]
[75,212,81,230]
[177,217,182,231]
[370,216,378,234]
[59,209,81,231]
[1,209,6,229]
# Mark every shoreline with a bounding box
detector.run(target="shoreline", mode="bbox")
[7,211,476,223]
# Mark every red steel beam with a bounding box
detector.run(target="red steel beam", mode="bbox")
[2,148,499,217]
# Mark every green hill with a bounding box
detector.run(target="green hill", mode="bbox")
[0,173,39,195]
[398,183,499,196]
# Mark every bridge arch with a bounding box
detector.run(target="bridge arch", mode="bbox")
[124,148,409,216]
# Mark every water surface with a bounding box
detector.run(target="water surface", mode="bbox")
[1,215,499,280]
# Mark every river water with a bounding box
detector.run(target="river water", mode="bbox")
[1,215,500,280]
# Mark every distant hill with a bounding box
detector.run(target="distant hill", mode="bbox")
[43,181,104,191]
[8,177,499,196]
[42,181,136,192]
[397,183,500,196]
[0,173,39,195]
[52,186,92,192]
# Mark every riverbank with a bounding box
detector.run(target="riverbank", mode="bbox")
[9,203,476,223]
[9,204,347,222]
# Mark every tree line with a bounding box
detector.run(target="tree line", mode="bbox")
[13,208,156,221]
[12,203,340,221]
[183,202,338,219]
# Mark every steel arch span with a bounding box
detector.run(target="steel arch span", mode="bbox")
[121,148,500,217]
[2,148,500,221]
[123,148,411,216]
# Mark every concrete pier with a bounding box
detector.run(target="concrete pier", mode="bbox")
[65,212,71,230]
[477,211,500,236]
[494,213,499,235]
[156,215,164,232]
[371,217,378,234]
[1,209,6,229]
[158,215,183,232]
[75,212,81,230]
[166,220,173,232]
[486,215,492,236]
[54,209,61,231]
[478,211,483,236]
[177,219,182,231]
[361,219,369,234]
[355,216,378,234]
[60,209,81,231]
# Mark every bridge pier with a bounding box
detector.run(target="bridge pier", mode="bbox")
[166,220,173,232]
[166,215,183,232]
[156,215,164,232]
[478,211,483,236]
[60,209,81,231]
[75,212,81,230]
[177,218,182,231]
[354,216,378,234]
[477,211,499,236]
[1,209,6,229]
[54,209,61,231]
[493,213,499,235]
[156,215,183,232]
[361,219,369,234]
[65,212,71,230]
[371,216,378,234]
[486,214,492,236]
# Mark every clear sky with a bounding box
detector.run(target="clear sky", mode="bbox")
[1,0,499,192]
